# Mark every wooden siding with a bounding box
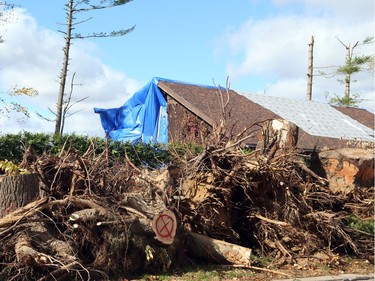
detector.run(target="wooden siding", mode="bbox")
[166,96,211,144]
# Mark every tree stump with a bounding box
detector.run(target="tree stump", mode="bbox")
[256,119,298,158]
[0,173,40,217]
[318,148,374,194]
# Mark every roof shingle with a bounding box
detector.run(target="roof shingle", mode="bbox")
[157,79,375,150]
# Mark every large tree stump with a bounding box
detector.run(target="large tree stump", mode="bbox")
[318,148,374,194]
[0,173,40,217]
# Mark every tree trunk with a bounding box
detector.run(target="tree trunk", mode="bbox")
[0,173,39,217]
[55,0,73,135]
[185,232,252,266]
[306,35,314,101]
[345,44,351,100]
[256,119,298,159]
[318,148,374,194]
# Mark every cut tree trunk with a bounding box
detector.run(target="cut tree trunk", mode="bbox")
[318,148,374,194]
[256,119,298,159]
[186,232,252,266]
[152,209,177,245]
[0,173,40,217]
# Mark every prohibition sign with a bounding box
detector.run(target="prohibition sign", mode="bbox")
[152,210,177,245]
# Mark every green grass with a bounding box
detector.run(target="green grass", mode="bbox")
[138,266,256,281]
[344,214,374,235]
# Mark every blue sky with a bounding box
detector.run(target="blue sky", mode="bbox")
[19,0,274,89]
[0,0,374,136]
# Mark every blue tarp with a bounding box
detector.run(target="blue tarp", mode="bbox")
[94,77,168,144]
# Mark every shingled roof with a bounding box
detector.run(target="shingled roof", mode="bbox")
[158,80,278,128]
[157,79,375,150]
[333,106,374,130]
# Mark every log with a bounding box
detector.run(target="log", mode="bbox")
[69,208,101,222]
[0,173,40,217]
[124,194,167,218]
[151,210,177,245]
[318,148,374,193]
[185,232,252,266]
[0,198,66,229]
[30,223,76,262]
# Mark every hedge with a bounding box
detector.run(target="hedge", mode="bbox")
[0,132,171,168]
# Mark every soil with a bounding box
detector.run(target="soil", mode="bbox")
[135,258,374,281]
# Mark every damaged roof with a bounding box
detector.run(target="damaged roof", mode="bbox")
[158,80,279,142]
[240,93,375,143]
[158,79,375,150]
[333,106,375,130]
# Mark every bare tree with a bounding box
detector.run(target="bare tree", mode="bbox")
[60,72,88,135]
[55,0,135,135]
[306,36,314,101]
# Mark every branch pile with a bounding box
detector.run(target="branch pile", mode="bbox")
[177,142,374,265]
[0,148,183,280]
[0,86,373,280]
[173,83,373,268]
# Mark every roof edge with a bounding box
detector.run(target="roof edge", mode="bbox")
[157,81,215,127]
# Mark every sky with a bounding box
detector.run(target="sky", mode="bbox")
[0,0,374,137]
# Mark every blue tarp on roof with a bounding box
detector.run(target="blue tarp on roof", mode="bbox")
[94,77,168,143]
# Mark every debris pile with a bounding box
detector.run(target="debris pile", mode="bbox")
[176,132,374,266]
[0,90,373,280]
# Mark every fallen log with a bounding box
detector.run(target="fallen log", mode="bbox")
[0,197,60,229]
[15,234,50,266]
[151,209,177,245]
[318,148,374,193]
[31,223,76,262]
[185,231,252,266]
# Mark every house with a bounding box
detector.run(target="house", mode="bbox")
[94,77,375,151]
[332,106,374,130]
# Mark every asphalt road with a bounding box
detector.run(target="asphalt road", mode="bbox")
[273,273,375,281]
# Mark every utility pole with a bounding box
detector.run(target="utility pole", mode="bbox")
[306,36,314,101]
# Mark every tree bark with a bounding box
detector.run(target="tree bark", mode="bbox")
[345,44,351,100]
[55,0,73,135]
[0,173,39,217]
[306,35,314,101]
[185,232,252,266]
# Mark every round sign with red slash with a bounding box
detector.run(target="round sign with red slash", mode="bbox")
[151,210,177,245]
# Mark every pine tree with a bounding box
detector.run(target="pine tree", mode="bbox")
[328,36,374,107]
[55,0,134,135]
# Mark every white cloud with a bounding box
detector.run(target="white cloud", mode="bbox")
[0,111,54,134]
[220,0,375,112]
[272,0,374,21]
[0,8,140,136]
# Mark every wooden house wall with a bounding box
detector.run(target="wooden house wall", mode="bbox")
[166,96,211,144]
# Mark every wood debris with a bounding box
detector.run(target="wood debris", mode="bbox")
[0,89,373,280]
